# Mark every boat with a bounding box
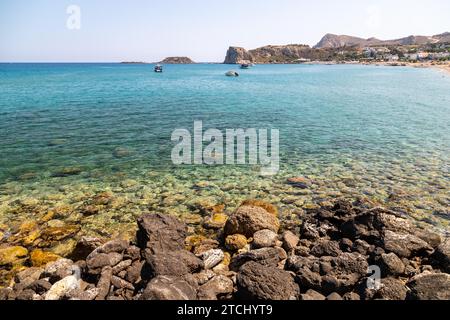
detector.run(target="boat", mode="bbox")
[225,70,239,77]
[154,64,163,73]
[240,63,250,69]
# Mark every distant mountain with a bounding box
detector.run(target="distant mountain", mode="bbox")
[314,32,450,48]
[160,57,195,64]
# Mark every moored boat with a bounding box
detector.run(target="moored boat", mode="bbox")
[154,64,163,73]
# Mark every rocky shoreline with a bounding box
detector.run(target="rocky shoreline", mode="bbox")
[1,198,449,301]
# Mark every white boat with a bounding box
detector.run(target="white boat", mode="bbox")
[225,70,239,77]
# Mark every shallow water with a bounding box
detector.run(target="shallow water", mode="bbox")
[0,63,449,240]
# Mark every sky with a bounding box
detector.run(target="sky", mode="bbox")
[0,0,449,62]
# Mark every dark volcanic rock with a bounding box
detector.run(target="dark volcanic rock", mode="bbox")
[141,275,197,300]
[434,238,450,272]
[137,213,187,251]
[407,273,450,300]
[383,230,432,258]
[377,253,405,276]
[230,247,287,271]
[310,240,342,257]
[236,262,299,300]
[144,249,203,277]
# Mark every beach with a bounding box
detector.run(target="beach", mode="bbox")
[0,63,449,300]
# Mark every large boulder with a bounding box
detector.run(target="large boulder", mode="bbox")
[382,230,432,258]
[144,249,203,277]
[137,213,187,251]
[407,273,450,300]
[141,275,197,300]
[224,205,279,238]
[236,262,299,300]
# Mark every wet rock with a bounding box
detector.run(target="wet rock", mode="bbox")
[69,236,105,261]
[282,231,300,252]
[137,213,187,251]
[253,229,278,249]
[198,275,234,300]
[40,225,80,243]
[230,247,287,271]
[377,253,405,276]
[224,205,279,237]
[287,177,312,189]
[52,167,82,177]
[144,248,203,277]
[407,273,450,300]
[375,278,408,300]
[0,246,28,267]
[383,230,432,258]
[225,234,248,251]
[240,200,278,216]
[45,275,80,300]
[203,213,228,229]
[300,289,326,300]
[236,261,299,300]
[141,275,197,300]
[310,240,342,257]
[30,249,60,267]
[200,249,224,269]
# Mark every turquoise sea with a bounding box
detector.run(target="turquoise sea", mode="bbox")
[0,63,449,241]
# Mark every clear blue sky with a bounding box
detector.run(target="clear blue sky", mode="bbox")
[1,0,449,62]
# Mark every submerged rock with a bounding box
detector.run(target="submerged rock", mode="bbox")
[225,234,248,251]
[0,246,28,267]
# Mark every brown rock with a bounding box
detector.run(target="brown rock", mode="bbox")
[224,205,279,237]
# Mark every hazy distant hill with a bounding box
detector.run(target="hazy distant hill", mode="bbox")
[314,32,450,48]
[160,57,195,64]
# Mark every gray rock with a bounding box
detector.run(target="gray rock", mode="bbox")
[253,229,278,249]
[197,275,234,300]
[141,275,197,300]
[383,230,432,258]
[237,261,300,300]
[43,258,74,282]
[200,249,224,269]
[224,205,279,237]
[45,275,80,300]
[408,273,450,300]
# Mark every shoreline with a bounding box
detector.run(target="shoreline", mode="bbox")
[1,198,449,300]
